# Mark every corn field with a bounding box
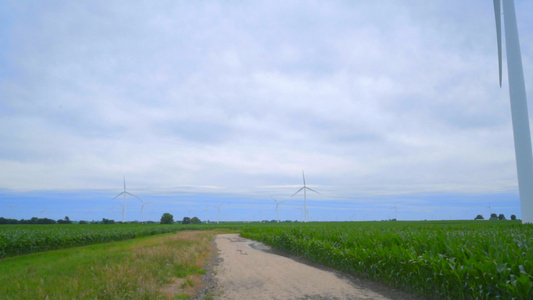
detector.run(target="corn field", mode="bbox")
[241,221,532,299]
[0,224,198,258]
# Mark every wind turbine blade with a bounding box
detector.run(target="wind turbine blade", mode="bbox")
[291,187,305,197]
[123,176,126,191]
[112,192,125,199]
[493,0,502,87]
[302,170,306,186]
[125,192,141,200]
[305,187,320,194]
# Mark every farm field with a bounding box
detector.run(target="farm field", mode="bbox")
[241,220,533,299]
[1,220,531,299]
[0,229,224,299]
[0,223,245,258]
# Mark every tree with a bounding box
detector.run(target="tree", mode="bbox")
[511,214,517,220]
[475,214,484,220]
[182,217,191,224]
[102,218,115,224]
[490,213,498,220]
[498,214,506,220]
[160,213,174,224]
[58,216,72,224]
[191,216,202,224]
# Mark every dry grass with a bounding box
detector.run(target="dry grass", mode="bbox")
[0,229,224,299]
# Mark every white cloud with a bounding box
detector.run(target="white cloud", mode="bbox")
[1,1,532,221]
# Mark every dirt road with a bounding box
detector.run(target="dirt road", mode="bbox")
[209,234,419,300]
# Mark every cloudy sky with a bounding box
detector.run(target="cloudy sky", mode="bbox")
[2,0,533,222]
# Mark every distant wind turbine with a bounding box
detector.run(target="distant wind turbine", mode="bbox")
[139,199,152,224]
[271,197,288,223]
[291,170,319,223]
[295,207,304,222]
[203,206,209,224]
[112,176,141,222]
[40,207,49,218]
[212,204,224,224]
[493,0,533,223]
[8,205,17,218]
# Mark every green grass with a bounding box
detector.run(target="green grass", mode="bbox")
[0,230,220,299]
[0,223,244,258]
[241,220,532,299]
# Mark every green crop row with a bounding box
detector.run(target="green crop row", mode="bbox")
[0,224,207,258]
[241,221,532,299]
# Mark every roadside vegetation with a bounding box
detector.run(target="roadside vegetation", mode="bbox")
[0,230,224,299]
[241,220,532,299]
[0,223,242,258]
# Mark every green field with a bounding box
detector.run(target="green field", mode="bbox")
[0,223,242,258]
[241,220,532,299]
[1,221,531,299]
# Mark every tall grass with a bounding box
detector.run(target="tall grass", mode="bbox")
[0,230,218,299]
[0,223,215,258]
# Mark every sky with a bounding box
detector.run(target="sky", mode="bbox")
[1,0,533,222]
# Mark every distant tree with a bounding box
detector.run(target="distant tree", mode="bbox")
[37,218,56,224]
[79,220,88,224]
[160,213,174,224]
[182,217,191,224]
[490,213,498,220]
[102,218,115,224]
[498,214,506,220]
[511,214,517,220]
[475,215,484,220]
[58,216,72,224]
[190,217,202,224]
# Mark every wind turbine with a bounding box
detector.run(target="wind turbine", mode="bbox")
[212,204,224,224]
[291,170,319,223]
[112,176,140,222]
[139,199,152,224]
[295,207,304,222]
[493,0,533,223]
[271,197,288,223]
[203,206,209,224]
[8,205,17,219]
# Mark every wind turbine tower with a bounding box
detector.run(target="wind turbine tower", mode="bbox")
[272,197,288,223]
[139,199,152,224]
[493,0,533,223]
[291,170,319,223]
[112,176,141,222]
[212,204,224,224]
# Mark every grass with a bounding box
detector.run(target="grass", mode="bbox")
[0,230,225,299]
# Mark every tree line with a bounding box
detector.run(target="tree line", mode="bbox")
[474,213,517,220]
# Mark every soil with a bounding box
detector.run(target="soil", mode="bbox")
[195,234,424,300]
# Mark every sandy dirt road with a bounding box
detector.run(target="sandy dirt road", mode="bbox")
[210,234,419,300]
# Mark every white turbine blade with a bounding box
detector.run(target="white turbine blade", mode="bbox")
[123,176,126,191]
[291,187,304,197]
[305,187,320,194]
[125,192,141,200]
[112,192,125,199]
[493,0,502,87]
[302,170,306,186]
